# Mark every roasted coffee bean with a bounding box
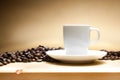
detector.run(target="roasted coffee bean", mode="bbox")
[22,58,28,62]
[31,50,36,54]
[36,59,42,62]
[15,51,21,56]
[2,61,8,65]
[20,54,26,57]
[39,53,45,59]
[26,49,31,52]
[6,59,11,63]
[42,51,46,55]
[0,57,4,62]
[16,58,22,62]
[23,52,29,56]
[114,52,118,56]
[2,53,8,58]
[57,47,64,50]
[11,59,16,63]
[115,56,119,59]
[0,62,4,66]
[27,59,32,62]
[49,47,56,50]
[44,46,49,51]
[36,46,45,51]
[34,53,41,57]
[26,54,34,59]
[3,58,7,62]
[103,57,108,60]
[11,54,16,59]
[21,50,26,54]
[35,50,40,53]
[31,48,35,51]
[32,58,36,62]
[100,49,107,52]
[107,52,112,55]
[34,57,39,60]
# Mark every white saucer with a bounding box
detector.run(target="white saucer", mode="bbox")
[46,50,107,63]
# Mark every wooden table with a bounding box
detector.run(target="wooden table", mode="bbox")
[0,60,120,80]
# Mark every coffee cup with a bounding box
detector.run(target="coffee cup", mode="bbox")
[63,24,100,55]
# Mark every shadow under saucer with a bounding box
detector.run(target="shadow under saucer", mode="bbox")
[46,60,106,66]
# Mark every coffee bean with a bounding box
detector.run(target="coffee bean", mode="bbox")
[20,54,26,57]
[2,61,8,65]
[42,51,46,55]
[0,62,4,66]
[32,58,36,62]
[44,46,49,51]
[16,58,22,62]
[22,58,28,62]
[36,46,45,51]
[27,59,32,62]
[2,53,8,58]
[36,59,42,62]
[26,49,31,52]
[57,47,64,50]
[49,47,56,50]
[115,56,119,59]
[11,54,16,59]
[31,50,36,54]
[114,52,118,56]
[100,56,108,60]
[11,59,16,63]
[34,53,41,57]
[0,57,4,62]
[15,51,21,56]
[31,48,35,51]
[6,59,11,63]
[26,54,34,59]
[34,57,39,60]
[100,49,107,52]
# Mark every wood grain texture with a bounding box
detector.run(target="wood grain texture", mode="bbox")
[0,73,120,80]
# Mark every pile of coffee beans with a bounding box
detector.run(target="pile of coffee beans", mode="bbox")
[99,50,120,60]
[0,45,62,66]
[0,45,120,66]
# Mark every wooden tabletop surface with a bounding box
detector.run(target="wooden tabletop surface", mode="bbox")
[0,60,120,73]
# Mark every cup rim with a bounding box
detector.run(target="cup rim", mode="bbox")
[63,24,91,27]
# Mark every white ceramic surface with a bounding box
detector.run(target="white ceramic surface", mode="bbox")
[63,25,100,55]
[46,50,107,63]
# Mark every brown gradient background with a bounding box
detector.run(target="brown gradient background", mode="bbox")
[0,0,120,53]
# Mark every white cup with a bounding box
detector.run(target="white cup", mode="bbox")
[63,24,100,55]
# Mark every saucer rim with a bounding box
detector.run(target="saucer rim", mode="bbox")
[46,50,107,57]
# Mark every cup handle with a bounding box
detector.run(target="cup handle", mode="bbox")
[90,27,100,44]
